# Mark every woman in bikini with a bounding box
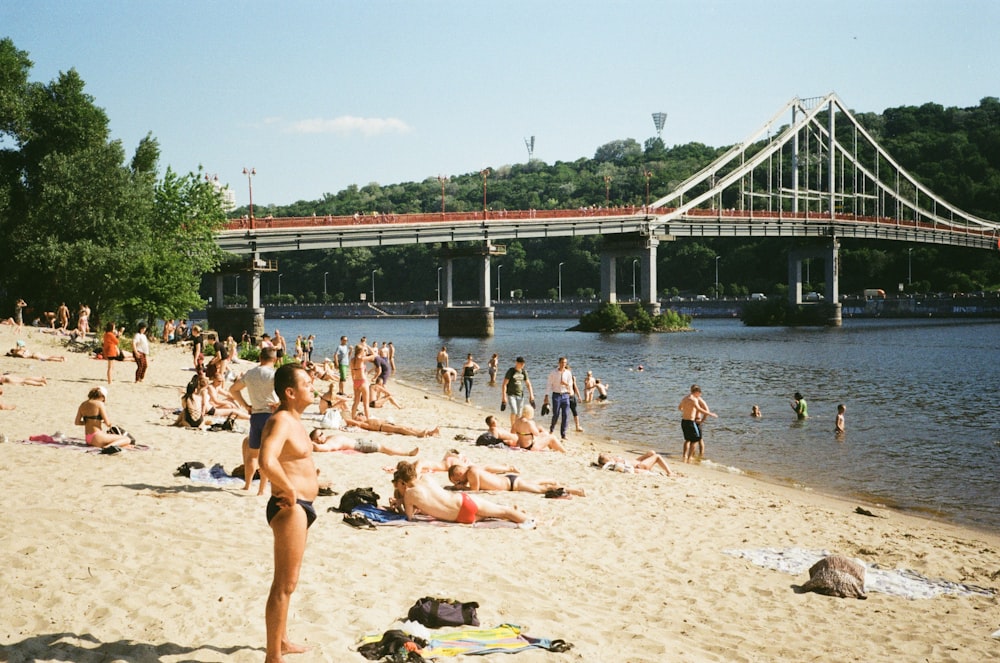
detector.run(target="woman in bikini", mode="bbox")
[75,386,132,449]
[511,404,566,452]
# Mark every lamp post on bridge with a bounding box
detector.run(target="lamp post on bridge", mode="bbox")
[558,262,564,302]
[480,168,490,218]
[715,256,721,300]
[437,175,448,215]
[323,272,328,296]
[242,167,256,229]
[496,264,503,304]
[643,169,653,211]
[603,175,613,205]
[436,266,443,303]
[632,259,638,301]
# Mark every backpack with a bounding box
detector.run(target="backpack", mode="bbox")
[406,596,479,628]
[338,487,380,513]
[174,461,206,477]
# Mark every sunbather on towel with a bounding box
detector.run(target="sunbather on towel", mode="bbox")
[391,460,535,528]
[309,429,418,457]
[448,463,585,496]
[597,450,675,476]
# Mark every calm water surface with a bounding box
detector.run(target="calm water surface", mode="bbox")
[267,316,1000,531]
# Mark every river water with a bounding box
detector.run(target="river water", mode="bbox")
[263,316,1000,532]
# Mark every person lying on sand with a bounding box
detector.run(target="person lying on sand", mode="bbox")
[2,372,47,386]
[597,450,675,477]
[390,460,535,528]
[343,413,439,438]
[7,342,65,362]
[477,415,519,447]
[447,463,586,497]
[309,429,418,457]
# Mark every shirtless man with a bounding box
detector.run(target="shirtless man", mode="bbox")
[391,461,534,528]
[436,346,449,383]
[678,384,717,463]
[2,372,47,386]
[344,413,439,438]
[350,343,375,419]
[448,463,586,496]
[56,302,70,330]
[310,429,418,456]
[258,363,319,663]
[481,414,518,447]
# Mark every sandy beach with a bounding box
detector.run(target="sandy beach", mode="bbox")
[0,325,997,663]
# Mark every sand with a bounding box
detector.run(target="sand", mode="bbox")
[0,324,997,663]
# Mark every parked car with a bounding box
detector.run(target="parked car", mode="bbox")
[695,294,709,301]
[750,293,767,301]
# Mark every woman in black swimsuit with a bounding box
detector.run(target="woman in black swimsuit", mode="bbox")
[461,354,480,403]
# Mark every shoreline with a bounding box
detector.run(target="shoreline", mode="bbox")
[1,326,998,662]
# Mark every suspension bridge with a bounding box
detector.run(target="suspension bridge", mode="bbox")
[211,92,999,336]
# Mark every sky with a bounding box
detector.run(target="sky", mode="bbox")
[3,0,997,208]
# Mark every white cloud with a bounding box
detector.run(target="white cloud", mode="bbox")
[287,116,412,136]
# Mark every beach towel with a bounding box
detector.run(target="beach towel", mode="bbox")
[422,623,570,658]
[187,463,246,487]
[20,435,150,452]
[722,547,995,599]
[334,505,519,529]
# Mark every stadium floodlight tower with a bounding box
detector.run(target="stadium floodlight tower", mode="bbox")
[652,112,667,140]
[524,135,535,161]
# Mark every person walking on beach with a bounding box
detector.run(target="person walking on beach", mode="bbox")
[679,384,717,463]
[334,335,350,396]
[259,363,318,663]
[102,322,123,384]
[500,356,535,428]
[791,392,808,420]
[230,346,278,493]
[542,357,573,441]
[55,302,70,331]
[461,353,480,403]
[132,322,150,383]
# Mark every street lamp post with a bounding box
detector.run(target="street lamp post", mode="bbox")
[632,258,638,301]
[234,274,239,299]
[558,262,564,302]
[437,175,448,215]
[277,273,283,296]
[715,256,721,300]
[371,269,377,304]
[496,264,503,304]
[908,248,913,285]
[436,266,443,302]
[480,168,490,218]
[242,167,256,229]
[323,271,328,296]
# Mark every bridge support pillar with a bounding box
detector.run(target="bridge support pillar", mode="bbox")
[207,306,265,342]
[438,307,494,337]
[600,235,662,314]
[787,238,841,326]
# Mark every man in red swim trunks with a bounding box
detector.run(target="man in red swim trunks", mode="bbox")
[391,461,535,529]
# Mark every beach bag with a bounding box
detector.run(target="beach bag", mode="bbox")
[406,596,479,628]
[475,432,503,447]
[320,408,344,429]
[338,487,380,513]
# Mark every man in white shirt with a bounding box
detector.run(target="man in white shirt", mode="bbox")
[230,347,278,492]
[542,357,573,441]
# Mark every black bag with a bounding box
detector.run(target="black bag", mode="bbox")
[475,432,503,447]
[338,487,380,513]
[174,461,206,477]
[406,596,479,628]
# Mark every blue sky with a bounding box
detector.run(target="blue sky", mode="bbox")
[3,1,996,207]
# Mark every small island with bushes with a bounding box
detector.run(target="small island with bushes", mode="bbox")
[570,302,692,333]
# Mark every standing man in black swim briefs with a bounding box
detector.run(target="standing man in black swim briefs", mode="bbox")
[259,362,319,663]
[678,384,717,463]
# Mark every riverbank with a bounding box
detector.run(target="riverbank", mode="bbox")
[0,326,998,662]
